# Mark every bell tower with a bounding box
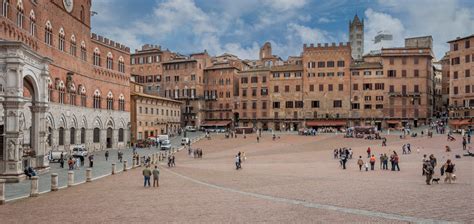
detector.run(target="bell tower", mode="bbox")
[349,14,364,60]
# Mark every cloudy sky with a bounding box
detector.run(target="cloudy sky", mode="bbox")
[91,0,473,60]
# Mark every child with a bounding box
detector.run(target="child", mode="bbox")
[364,161,369,171]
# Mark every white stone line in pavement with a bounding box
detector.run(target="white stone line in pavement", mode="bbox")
[164,168,457,224]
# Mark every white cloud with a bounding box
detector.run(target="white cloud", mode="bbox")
[317,17,334,24]
[287,23,332,44]
[375,0,474,59]
[262,0,308,11]
[364,8,406,53]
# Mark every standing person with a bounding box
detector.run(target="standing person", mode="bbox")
[68,157,74,170]
[171,155,176,167]
[367,147,371,158]
[348,148,353,159]
[382,138,387,147]
[462,137,467,150]
[422,154,428,175]
[142,166,152,187]
[423,160,434,185]
[235,154,240,170]
[75,157,81,169]
[393,151,400,171]
[105,150,109,161]
[334,149,338,159]
[379,154,384,169]
[382,154,389,170]
[60,152,64,168]
[369,154,376,170]
[340,152,347,169]
[402,144,407,154]
[88,154,94,168]
[429,154,437,173]
[357,156,364,171]
[407,144,411,153]
[468,133,471,144]
[257,136,260,143]
[152,166,160,187]
[444,159,455,184]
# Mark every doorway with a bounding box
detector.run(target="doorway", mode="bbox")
[106,128,113,148]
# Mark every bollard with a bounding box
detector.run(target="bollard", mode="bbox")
[123,160,128,171]
[0,179,5,205]
[51,173,58,191]
[30,176,39,197]
[67,171,74,187]
[112,163,116,175]
[132,158,136,168]
[86,168,92,182]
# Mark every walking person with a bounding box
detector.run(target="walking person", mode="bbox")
[423,160,434,185]
[142,165,152,187]
[88,154,94,168]
[462,137,467,150]
[257,136,260,143]
[369,154,376,170]
[367,147,371,158]
[444,159,455,184]
[235,154,241,170]
[118,150,122,162]
[152,166,160,187]
[357,156,364,171]
[340,152,347,169]
[60,152,64,168]
[105,150,109,161]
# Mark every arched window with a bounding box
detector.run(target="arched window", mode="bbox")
[57,81,65,104]
[79,85,86,107]
[16,0,23,28]
[106,52,113,69]
[106,91,113,110]
[58,27,65,51]
[118,128,124,142]
[93,47,101,66]
[80,127,86,144]
[118,94,125,111]
[70,34,76,56]
[58,127,65,146]
[93,89,101,109]
[93,128,100,143]
[44,21,52,45]
[2,0,10,18]
[29,10,36,36]
[80,5,85,22]
[118,56,125,73]
[70,127,76,144]
[80,41,87,61]
[47,78,53,102]
[69,83,76,106]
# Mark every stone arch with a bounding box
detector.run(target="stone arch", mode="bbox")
[45,20,52,30]
[58,114,67,129]
[118,118,126,128]
[58,27,65,37]
[105,117,115,128]
[93,47,100,54]
[70,34,76,43]
[107,52,113,59]
[80,115,88,129]
[29,9,35,20]
[45,112,55,129]
[70,114,78,128]
[80,40,86,48]
[22,71,41,102]
[92,116,103,129]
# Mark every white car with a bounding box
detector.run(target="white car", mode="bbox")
[181,138,190,145]
[161,140,172,150]
[48,151,68,162]
[72,147,88,158]
[185,126,197,132]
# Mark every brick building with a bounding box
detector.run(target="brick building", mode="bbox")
[0,0,130,180]
[446,35,474,129]
[130,82,181,144]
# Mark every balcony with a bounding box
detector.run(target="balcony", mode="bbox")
[388,92,421,97]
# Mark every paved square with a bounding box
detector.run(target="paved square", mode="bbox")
[0,133,472,223]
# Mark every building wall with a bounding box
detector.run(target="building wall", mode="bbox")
[203,66,238,122]
[0,0,130,151]
[447,35,474,118]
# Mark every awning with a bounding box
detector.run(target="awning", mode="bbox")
[306,120,346,127]
[386,120,399,124]
[201,120,232,127]
[449,119,471,126]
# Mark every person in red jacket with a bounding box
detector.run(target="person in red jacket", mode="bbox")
[367,147,371,158]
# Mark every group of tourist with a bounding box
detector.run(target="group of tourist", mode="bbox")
[334,148,352,169]
[188,147,203,158]
[422,154,456,185]
[142,165,160,188]
[167,154,176,167]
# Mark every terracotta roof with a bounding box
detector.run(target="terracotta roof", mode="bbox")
[447,34,474,43]
[162,59,197,64]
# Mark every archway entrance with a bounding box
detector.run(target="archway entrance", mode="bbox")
[106,128,113,148]
[0,42,51,181]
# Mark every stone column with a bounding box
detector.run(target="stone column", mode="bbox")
[123,160,127,171]
[51,173,58,191]
[30,176,39,197]
[67,171,74,187]
[30,103,49,169]
[1,99,26,179]
[132,158,136,167]
[86,168,92,182]
[0,179,5,204]
[112,163,116,175]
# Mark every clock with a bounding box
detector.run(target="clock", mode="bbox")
[63,0,74,13]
